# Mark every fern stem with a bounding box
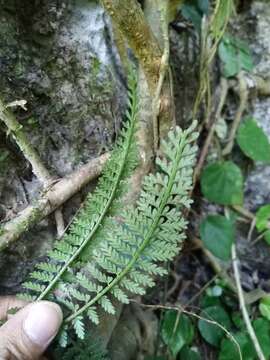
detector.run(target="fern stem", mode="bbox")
[37,93,138,301]
[65,130,189,324]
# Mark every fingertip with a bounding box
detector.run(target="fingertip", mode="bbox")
[23,301,63,348]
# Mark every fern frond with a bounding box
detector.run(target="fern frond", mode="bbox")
[21,69,139,303]
[20,73,198,343]
[64,121,198,332]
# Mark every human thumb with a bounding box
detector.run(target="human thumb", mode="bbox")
[0,301,63,360]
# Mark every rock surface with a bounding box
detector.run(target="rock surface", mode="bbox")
[0,0,125,292]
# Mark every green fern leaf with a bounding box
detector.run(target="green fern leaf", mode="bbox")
[63,122,198,332]
[20,71,198,343]
[21,69,139,312]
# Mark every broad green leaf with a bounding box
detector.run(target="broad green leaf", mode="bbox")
[253,318,270,359]
[182,3,202,31]
[219,332,255,360]
[198,305,231,347]
[256,205,270,232]
[218,35,254,78]
[200,215,235,260]
[201,161,243,205]
[237,118,270,163]
[259,297,270,321]
[179,346,202,360]
[255,205,270,244]
[181,0,209,32]
[161,311,194,356]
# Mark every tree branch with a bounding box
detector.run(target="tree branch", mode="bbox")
[0,98,52,185]
[0,97,68,237]
[101,0,162,94]
[0,153,109,251]
[222,72,248,156]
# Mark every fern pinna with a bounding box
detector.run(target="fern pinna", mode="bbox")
[21,73,198,344]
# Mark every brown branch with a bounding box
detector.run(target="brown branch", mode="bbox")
[222,72,248,156]
[193,77,229,183]
[101,0,162,94]
[0,153,109,251]
[0,97,67,237]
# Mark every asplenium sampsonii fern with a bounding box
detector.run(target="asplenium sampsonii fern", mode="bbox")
[21,70,139,303]
[59,122,198,342]
[20,74,198,344]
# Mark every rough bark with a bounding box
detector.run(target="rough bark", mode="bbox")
[101,0,162,94]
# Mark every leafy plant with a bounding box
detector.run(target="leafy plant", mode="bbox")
[219,332,254,360]
[179,346,202,360]
[20,73,198,343]
[259,297,270,321]
[200,215,235,260]
[218,35,254,78]
[198,305,231,347]
[255,205,270,244]
[181,0,209,32]
[218,318,270,360]
[161,310,194,356]
[237,117,270,163]
[201,161,244,205]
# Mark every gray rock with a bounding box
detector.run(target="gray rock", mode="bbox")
[0,0,125,290]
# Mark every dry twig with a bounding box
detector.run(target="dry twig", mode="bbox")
[0,99,51,185]
[0,153,109,250]
[0,98,68,239]
[133,300,242,360]
[232,244,266,360]
[193,77,229,183]
[222,72,248,156]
